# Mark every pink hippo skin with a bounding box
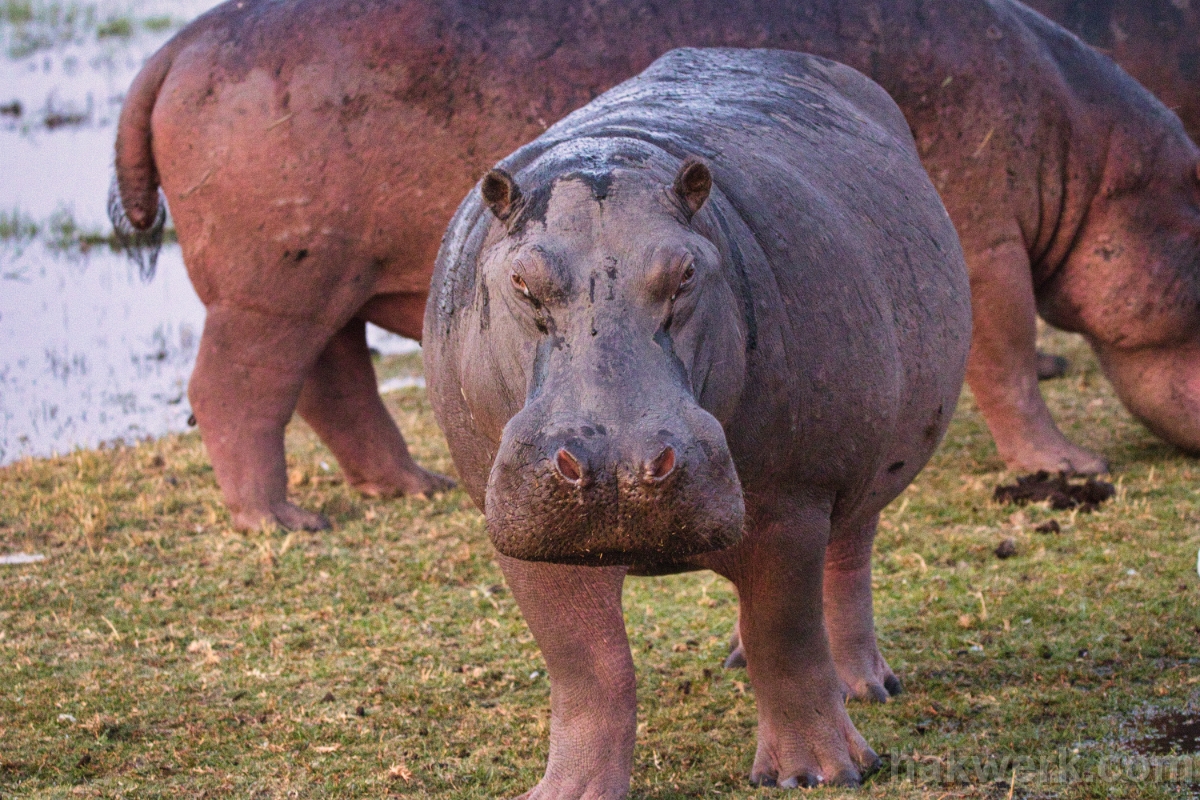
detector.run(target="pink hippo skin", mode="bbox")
[1027,0,1200,144]
[424,48,972,795]
[115,0,1200,529]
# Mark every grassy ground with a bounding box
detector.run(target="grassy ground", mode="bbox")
[1,334,1198,799]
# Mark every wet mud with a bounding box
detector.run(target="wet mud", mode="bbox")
[1131,711,1200,757]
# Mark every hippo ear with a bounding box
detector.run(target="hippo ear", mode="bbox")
[481,168,523,222]
[673,157,712,218]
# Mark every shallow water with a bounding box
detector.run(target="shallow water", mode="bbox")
[0,1,418,466]
[0,243,203,464]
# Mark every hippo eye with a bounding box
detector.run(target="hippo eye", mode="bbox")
[671,263,696,301]
[510,272,533,299]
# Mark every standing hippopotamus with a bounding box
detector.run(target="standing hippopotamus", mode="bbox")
[115,0,1200,528]
[1026,0,1200,143]
[425,47,971,794]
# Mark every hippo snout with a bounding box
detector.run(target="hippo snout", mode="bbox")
[485,411,745,566]
[551,433,676,487]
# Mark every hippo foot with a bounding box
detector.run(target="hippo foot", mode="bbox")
[724,624,747,668]
[233,502,331,532]
[515,774,629,800]
[1001,439,1108,476]
[353,465,456,500]
[1036,351,1069,381]
[726,627,901,703]
[832,643,902,703]
[750,698,880,789]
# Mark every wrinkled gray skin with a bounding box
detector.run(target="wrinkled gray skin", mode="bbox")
[426,49,972,797]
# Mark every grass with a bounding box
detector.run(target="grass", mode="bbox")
[0,0,180,58]
[0,207,39,245]
[373,351,424,385]
[1,333,1198,798]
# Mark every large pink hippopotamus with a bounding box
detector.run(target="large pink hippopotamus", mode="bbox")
[115,0,1200,528]
[426,47,972,795]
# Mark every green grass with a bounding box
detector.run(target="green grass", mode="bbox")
[373,350,424,384]
[0,207,39,244]
[1,331,1198,798]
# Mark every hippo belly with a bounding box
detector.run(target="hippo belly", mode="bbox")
[425,47,971,796]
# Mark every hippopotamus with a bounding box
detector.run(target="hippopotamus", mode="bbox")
[424,47,972,794]
[1026,0,1200,143]
[114,0,1200,528]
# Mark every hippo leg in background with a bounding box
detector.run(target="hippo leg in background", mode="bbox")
[188,305,334,531]
[498,555,635,800]
[296,317,455,500]
[705,502,880,787]
[965,236,1109,474]
[1095,343,1200,455]
[1036,351,1070,381]
[823,514,902,703]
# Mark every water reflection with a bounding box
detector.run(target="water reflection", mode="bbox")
[0,243,202,464]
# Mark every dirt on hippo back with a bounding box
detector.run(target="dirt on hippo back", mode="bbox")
[993,471,1115,512]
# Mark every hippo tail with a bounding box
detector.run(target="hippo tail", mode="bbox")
[111,41,177,281]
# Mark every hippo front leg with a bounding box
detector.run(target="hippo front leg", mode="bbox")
[498,555,636,800]
[189,304,333,532]
[965,234,1108,474]
[704,502,879,788]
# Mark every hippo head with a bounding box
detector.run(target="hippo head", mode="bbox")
[465,142,748,566]
[1063,119,1200,343]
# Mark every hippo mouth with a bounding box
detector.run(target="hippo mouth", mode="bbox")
[484,436,745,566]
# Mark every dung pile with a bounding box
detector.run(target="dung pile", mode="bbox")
[993,471,1115,513]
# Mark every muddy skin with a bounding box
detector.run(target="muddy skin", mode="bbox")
[425,49,972,796]
[115,0,1200,528]
[1026,0,1200,144]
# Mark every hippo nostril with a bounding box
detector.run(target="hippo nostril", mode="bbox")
[555,448,584,484]
[645,445,676,483]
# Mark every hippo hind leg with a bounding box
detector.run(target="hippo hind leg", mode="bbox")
[295,317,455,499]
[724,512,902,703]
[188,304,333,532]
[824,514,902,702]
